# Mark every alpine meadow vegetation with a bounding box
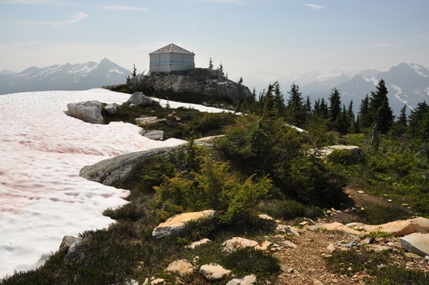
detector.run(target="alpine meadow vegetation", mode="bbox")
[2,76,429,285]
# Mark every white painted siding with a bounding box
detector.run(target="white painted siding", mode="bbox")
[150,52,195,72]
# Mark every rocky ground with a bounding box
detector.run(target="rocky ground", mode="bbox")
[272,187,428,285]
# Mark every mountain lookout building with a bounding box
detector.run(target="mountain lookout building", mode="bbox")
[149,43,195,73]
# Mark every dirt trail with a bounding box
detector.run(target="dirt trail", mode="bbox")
[274,186,422,285]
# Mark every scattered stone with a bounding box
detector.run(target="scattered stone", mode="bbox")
[199,263,231,281]
[135,116,165,126]
[280,240,297,249]
[152,210,216,239]
[66,100,103,124]
[368,245,390,253]
[357,190,365,194]
[127,92,154,107]
[151,278,165,285]
[66,237,82,260]
[141,130,164,140]
[59,235,78,253]
[185,238,211,249]
[276,225,301,236]
[313,279,324,285]
[165,259,194,276]
[286,226,300,237]
[193,256,200,265]
[255,240,272,251]
[327,243,336,252]
[405,252,423,260]
[125,279,138,285]
[104,103,117,115]
[362,237,375,244]
[222,237,259,253]
[258,214,274,220]
[226,274,257,285]
[338,241,358,248]
[400,233,429,256]
[309,222,361,235]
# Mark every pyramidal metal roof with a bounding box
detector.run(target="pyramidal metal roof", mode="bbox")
[150,43,195,55]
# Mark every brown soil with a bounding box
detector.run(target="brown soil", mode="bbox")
[274,230,368,285]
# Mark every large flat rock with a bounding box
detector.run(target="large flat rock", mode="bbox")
[152,210,216,239]
[400,233,429,257]
[79,146,180,187]
[362,217,429,237]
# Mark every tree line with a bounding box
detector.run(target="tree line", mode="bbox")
[239,79,429,146]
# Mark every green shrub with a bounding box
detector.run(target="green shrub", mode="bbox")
[257,199,323,220]
[220,248,280,278]
[355,201,413,224]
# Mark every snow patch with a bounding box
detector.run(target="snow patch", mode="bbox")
[410,63,429,78]
[364,77,379,85]
[0,89,235,278]
[109,69,124,74]
[0,89,188,277]
[391,84,408,106]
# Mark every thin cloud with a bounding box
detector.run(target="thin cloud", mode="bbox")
[365,42,401,48]
[5,12,89,27]
[0,0,64,5]
[100,5,147,12]
[53,12,88,27]
[304,4,325,10]
[180,0,244,4]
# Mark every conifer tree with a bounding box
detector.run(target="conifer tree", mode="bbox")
[328,88,342,123]
[219,63,224,75]
[391,104,408,137]
[369,79,394,133]
[408,101,429,141]
[262,83,276,117]
[209,58,213,69]
[314,98,320,116]
[337,104,349,134]
[320,98,328,119]
[273,81,285,116]
[358,94,371,129]
[286,83,305,126]
[305,96,312,116]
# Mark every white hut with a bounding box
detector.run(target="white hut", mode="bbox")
[149,43,195,73]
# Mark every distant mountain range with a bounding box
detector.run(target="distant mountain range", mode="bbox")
[278,63,429,116]
[0,58,131,95]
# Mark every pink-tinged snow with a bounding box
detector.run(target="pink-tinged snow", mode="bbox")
[0,89,192,278]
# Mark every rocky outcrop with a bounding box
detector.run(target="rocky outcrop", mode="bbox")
[318,145,364,162]
[80,146,182,187]
[66,100,103,124]
[129,68,252,101]
[152,210,216,239]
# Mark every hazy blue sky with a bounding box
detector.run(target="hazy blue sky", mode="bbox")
[1,0,429,89]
